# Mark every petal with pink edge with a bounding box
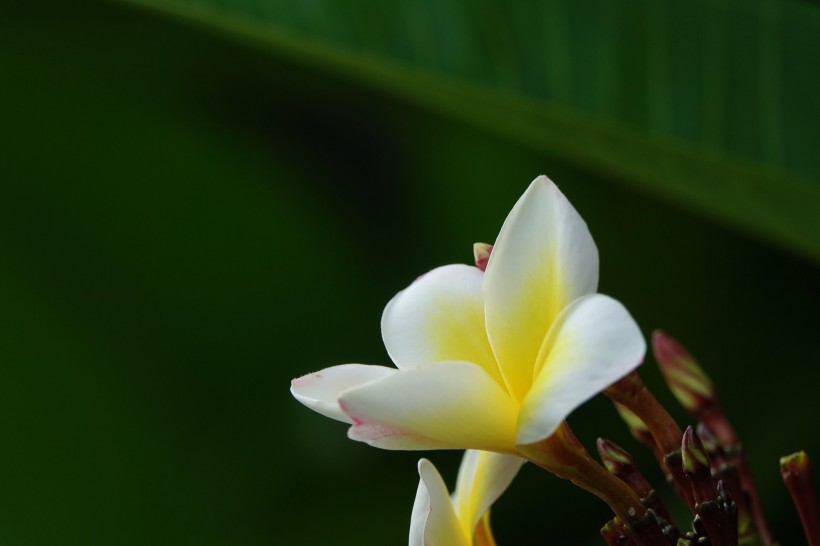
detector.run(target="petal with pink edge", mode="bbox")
[290,364,395,423]
[339,362,518,451]
[516,294,646,445]
[484,175,599,402]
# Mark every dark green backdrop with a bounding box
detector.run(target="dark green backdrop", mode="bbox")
[2,1,818,544]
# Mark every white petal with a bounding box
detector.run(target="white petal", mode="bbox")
[409,459,470,546]
[290,364,395,423]
[408,476,428,546]
[484,175,599,402]
[453,450,525,534]
[516,294,646,445]
[339,362,518,451]
[381,264,504,386]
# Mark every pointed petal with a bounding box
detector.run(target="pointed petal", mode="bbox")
[381,264,504,386]
[339,362,518,451]
[409,459,470,546]
[484,175,599,401]
[516,294,646,445]
[408,475,428,546]
[290,364,395,423]
[453,450,525,535]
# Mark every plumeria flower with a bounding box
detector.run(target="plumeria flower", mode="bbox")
[291,175,645,454]
[410,451,524,546]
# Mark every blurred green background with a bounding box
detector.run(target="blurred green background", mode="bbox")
[2,0,819,544]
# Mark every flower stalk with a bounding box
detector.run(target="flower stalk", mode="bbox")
[604,371,699,511]
[612,402,668,474]
[663,449,697,512]
[605,371,682,459]
[518,423,646,525]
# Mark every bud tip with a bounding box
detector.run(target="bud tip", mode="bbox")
[473,243,493,271]
[652,330,714,412]
[781,451,810,474]
[682,426,710,475]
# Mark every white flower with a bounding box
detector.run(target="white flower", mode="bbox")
[291,175,645,452]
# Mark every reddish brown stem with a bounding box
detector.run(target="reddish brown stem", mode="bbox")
[697,408,771,544]
[605,372,683,457]
[782,452,820,546]
[518,423,647,526]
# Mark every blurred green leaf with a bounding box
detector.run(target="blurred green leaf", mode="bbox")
[120,0,820,260]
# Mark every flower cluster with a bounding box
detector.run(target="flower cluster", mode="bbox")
[290,176,818,545]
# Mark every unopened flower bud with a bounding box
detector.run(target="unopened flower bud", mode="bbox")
[598,438,653,497]
[695,423,724,465]
[606,372,682,457]
[473,243,493,271]
[781,451,820,545]
[614,402,650,440]
[682,426,714,505]
[597,438,678,537]
[652,331,715,416]
[697,423,753,538]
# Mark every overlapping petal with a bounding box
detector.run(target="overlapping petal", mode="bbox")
[290,364,395,423]
[410,451,523,546]
[339,362,518,451]
[484,175,599,402]
[410,459,470,546]
[453,451,525,535]
[381,264,504,386]
[516,294,646,445]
